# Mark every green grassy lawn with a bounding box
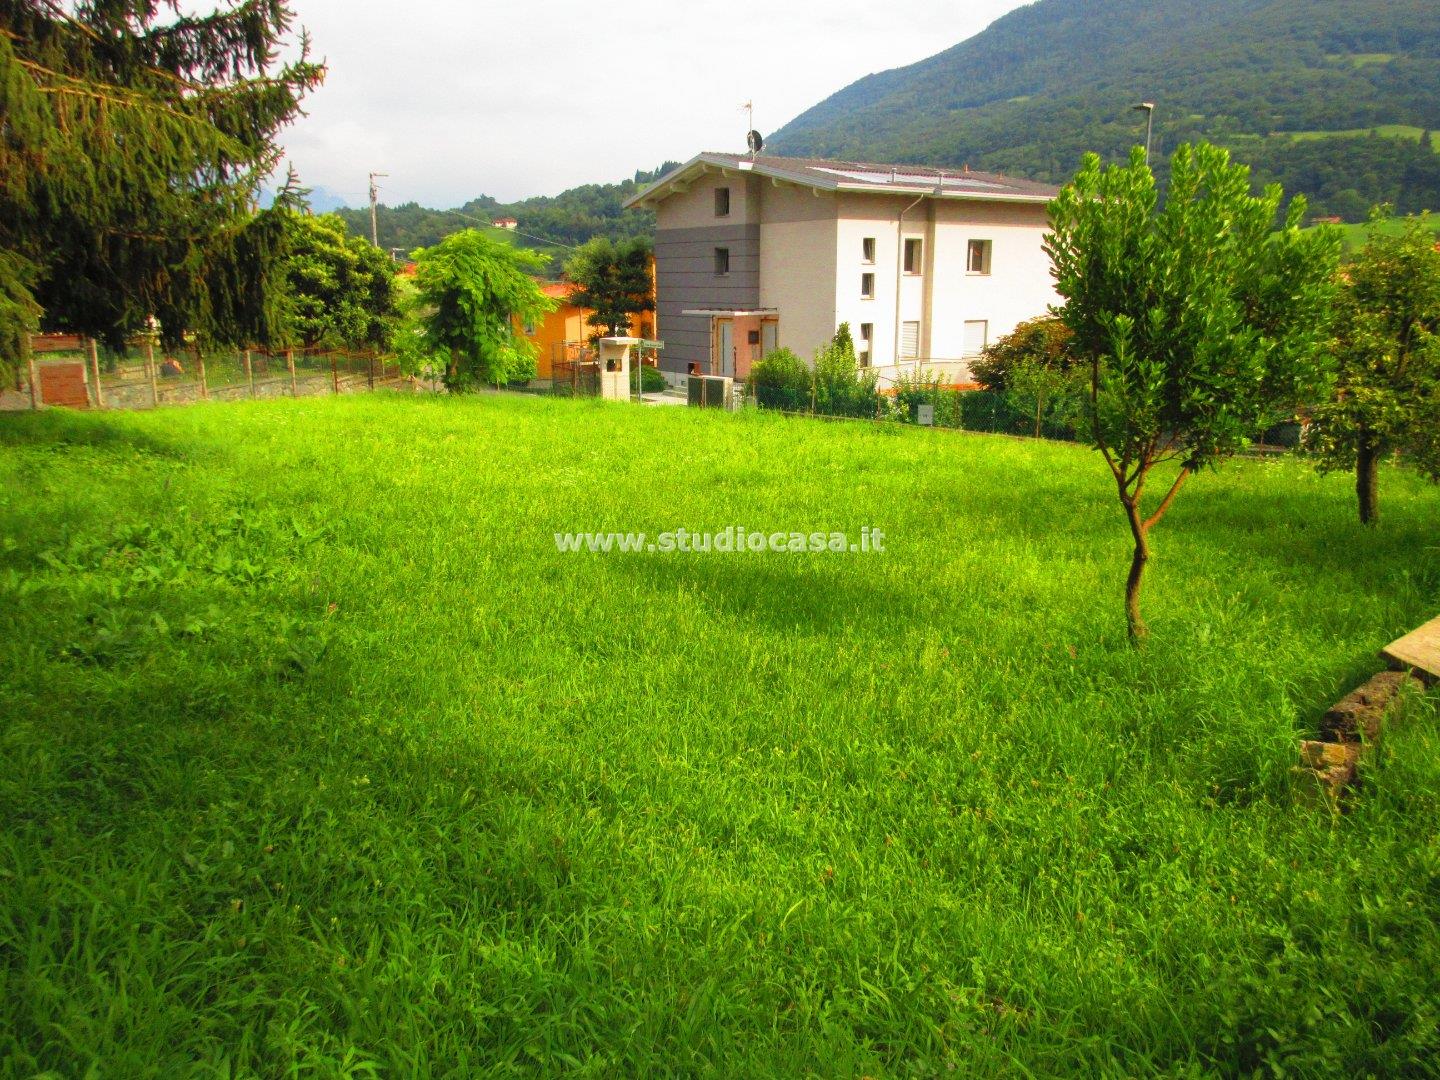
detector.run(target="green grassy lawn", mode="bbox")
[2,394,1439,1076]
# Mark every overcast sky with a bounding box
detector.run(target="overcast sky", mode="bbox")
[274,0,1029,208]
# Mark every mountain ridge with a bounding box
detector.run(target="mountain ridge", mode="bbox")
[769,0,1440,219]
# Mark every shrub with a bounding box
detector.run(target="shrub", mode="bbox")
[970,316,1076,391]
[813,324,880,418]
[631,364,667,393]
[748,347,810,411]
[892,370,962,427]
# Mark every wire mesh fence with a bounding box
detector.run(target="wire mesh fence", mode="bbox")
[3,336,412,412]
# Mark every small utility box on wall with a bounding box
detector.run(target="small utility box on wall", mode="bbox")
[596,337,636,401]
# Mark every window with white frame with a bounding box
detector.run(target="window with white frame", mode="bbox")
[858,322,873,365]
[967,239,993,275]
[861,272,875,299]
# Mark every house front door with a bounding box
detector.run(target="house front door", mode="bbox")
[715,319,735,378]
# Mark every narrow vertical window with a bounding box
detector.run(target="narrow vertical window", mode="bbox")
[967,239,993,275]
[904,238,923,275]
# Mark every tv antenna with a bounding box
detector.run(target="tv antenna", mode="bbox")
[741,101,763,159]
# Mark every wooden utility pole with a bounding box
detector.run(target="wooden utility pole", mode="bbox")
[244,349,255,397]
[286,349,297,396]
[368,171,388,247]
[88,338,104,408]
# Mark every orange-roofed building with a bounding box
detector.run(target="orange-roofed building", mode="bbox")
[519,281,655,379]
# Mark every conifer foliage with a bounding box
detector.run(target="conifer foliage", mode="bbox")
[0,0,324,375]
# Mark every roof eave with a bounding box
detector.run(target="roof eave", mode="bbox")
[623,153,746,210]
[832,183,1054,203]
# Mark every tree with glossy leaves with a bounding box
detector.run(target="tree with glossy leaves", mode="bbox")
[409,230,555,391]
[0,0,323,376]
[1303,210,1440,524]
[562,237,654,339]
[1046,143,1340,642]
[281,212,399,351]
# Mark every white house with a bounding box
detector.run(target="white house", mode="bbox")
[624,152,1062,387]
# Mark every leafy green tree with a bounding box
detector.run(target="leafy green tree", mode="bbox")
[410,230,555,390]
[282,213,399,351]
[1304,211,1440,524]
[1007,355,1087,440]
[0,1,322,376]
[971,316,1084,438]
[562,237,655,337]
[1046,144,1340,641]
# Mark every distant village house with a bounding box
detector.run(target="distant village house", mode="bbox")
[625,153,1061,386]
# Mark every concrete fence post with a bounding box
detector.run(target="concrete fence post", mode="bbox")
[27,353,39,410]
[287,349,297,396]
[195,347,208,400]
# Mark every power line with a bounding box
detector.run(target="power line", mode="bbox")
[431,205,579,252]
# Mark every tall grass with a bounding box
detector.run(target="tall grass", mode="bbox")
[1,394,1438,1075]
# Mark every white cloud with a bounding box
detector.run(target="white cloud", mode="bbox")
[275,0,1027,207]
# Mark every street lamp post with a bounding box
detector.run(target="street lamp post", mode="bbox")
[1133,102,1155,166]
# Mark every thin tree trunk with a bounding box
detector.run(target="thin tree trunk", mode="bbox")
[1122,496,1150,642]
[1356,436,1380,525]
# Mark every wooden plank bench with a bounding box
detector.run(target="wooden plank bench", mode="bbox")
[1382,616,1440,685]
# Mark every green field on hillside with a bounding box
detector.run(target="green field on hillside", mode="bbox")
[1309,213,1440,252]
[2,395,1439,1075]
[1287,124,1439,150]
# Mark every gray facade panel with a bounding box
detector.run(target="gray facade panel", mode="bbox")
[655,224,760,373]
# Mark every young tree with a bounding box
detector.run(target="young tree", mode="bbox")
[1046,144,1340,641]
[282,213,400,351]
[0,2,323,375]
[971,317,1083,438]
[410,230,555,390]
[1303,211,1440,524]
[562,237,655,337]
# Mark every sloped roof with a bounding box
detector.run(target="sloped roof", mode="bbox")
[624,152,1059,210]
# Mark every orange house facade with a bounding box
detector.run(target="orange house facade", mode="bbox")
[519,281,654,379]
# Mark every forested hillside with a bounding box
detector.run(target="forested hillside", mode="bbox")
[770,0,1440,220]
[333,165,676,263]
